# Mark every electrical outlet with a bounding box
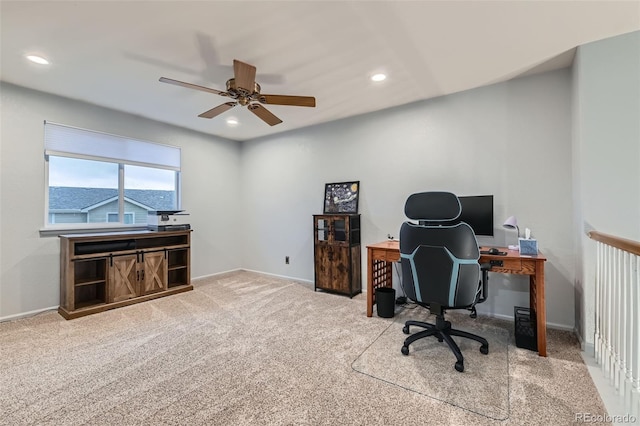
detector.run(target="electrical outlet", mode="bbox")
[285,256,289,264]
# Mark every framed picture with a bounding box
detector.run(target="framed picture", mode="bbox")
[323,181,360,214]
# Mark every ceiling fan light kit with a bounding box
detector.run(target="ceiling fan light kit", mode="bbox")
[160,59,316,126]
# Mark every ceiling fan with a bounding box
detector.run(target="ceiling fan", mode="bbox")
[159,59,316,126]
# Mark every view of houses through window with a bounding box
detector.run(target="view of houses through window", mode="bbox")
[48,156,178,226]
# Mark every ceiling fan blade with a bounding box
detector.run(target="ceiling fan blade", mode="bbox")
[259,94,316,108]
[159,77,227,96]
[233,59,257,92]
[248,104,283,126]
[198,102,237,119]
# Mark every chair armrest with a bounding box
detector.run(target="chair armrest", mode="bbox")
[480,262,493,272]
[475,263,492,306]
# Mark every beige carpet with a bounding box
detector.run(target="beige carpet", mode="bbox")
[0,271,609,425]
[352,306,509,420]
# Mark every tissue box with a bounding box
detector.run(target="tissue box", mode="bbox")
[518,238,538,255]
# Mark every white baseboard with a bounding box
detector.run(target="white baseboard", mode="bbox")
[474,311,575,332]
[0,306,59,323]
[1,271,576,337]
[191,268,243,281]
[239,268,314,285]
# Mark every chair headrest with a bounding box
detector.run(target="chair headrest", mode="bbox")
[404,191,461,221]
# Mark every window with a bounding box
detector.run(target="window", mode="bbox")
[107,213,134,224]
[44,122,181,229]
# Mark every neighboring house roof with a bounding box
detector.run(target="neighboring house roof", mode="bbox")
[49,187,176,211]
[81,195,157,212]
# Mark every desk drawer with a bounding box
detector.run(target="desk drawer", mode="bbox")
[490,258,524,274]
[382,251,401,262]
[372,249,400,263]
[501,258,522,270]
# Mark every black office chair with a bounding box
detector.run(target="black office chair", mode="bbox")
[399,191,489,372]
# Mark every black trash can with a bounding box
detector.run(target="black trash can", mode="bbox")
[376,287,396,318]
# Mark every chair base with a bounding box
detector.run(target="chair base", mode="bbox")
[401,314,489,373]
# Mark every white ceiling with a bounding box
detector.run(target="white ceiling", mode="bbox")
[2,1,639,141]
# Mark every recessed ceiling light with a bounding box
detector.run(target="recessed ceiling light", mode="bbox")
[371,73,386,82]
[26,55,49,65]
[226,118,239,126]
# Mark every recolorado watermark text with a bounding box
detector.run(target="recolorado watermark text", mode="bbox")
[575,412,637,423]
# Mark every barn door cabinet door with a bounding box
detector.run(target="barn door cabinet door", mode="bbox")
[109,251,167,301]
[140,251,167,295]
[110,254,138,302]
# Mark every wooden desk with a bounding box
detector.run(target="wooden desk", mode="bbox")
[366,240,548,356]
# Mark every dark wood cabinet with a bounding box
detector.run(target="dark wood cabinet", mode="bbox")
[313,214,361,297]
[59,230,191,319]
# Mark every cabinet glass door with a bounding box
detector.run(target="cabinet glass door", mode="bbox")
[334,218,347,242]
[317,218,329,241]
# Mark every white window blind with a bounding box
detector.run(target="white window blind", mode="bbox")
[44,121,181,171]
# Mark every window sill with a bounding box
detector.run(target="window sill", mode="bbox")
[40,225,148,238]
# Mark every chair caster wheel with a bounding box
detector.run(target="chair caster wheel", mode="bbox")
[480,345,489,355]
[437,336,444,343]
[401,346,409,356]
[455,361,464,372]
[402,325,410,334]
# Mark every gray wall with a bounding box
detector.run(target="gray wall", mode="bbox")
[241,69,576,329]
[573,31,640,349]
[0,82,243,319]
[3,31,636,333]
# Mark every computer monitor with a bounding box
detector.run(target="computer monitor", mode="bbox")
[458,195,494,236]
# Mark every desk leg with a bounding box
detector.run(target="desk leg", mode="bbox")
[367,247,374,317]
[531,261,547,357]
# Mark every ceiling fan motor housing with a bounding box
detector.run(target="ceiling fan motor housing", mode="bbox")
[226,78,261,105]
